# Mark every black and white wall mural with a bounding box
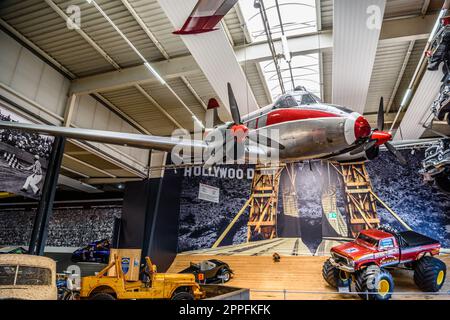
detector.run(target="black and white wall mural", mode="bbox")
[177,150,450,254]
[0,206,120,247]
[0,107,54,199]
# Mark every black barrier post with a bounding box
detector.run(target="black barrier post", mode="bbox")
[28,136,65,255]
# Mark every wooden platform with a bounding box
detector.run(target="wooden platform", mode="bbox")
[168,254,450,300]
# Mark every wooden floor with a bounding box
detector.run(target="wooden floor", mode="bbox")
[168,255,450,300]
[179,238,312,256]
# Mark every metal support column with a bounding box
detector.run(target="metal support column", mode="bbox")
[28,136,65,255]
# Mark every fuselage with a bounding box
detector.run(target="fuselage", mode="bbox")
[236,89,371,161]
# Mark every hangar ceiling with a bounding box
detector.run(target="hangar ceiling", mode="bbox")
[0,0,448,190]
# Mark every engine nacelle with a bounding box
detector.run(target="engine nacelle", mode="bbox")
[329,145,380,162]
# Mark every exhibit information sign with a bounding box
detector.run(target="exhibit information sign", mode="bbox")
[198,183,220,203]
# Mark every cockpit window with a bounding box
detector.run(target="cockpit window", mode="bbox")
[274,94,298,108]
[310,94,322,103]
[301,94,317,105]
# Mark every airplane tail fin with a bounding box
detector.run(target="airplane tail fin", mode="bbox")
[205,98,221,128]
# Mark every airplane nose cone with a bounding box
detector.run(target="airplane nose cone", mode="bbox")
[354,116,371,139]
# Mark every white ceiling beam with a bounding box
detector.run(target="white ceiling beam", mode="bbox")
[120,1,211,115]
[234,3,252,44]
[332,0,387,114]
[378,12,437,45]
[133,84,183,129]
[120,0,170,60]
[61,165,90,179]
[93,93,152,135]
[58,175,102,193]
[421,0,431,15]
[386,40,415,113]
[71,55,199,95]
[180,76,208,110]
[255,62,273,104]
[315,0,322,31]
[44,0,120,69]
[393,68,443,140]
[70,14,436,95]
[63,154,117,178]
[158,0,259,117]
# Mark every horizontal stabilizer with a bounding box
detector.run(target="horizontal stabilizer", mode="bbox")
[173,0,238,34]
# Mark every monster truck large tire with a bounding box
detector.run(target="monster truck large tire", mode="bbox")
[355,265,394,300]
[322,258,351,288]
[414,256,447,292]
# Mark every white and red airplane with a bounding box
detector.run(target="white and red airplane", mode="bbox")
[0,83,406,167]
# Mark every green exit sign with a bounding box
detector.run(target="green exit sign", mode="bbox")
[329,212,337,219]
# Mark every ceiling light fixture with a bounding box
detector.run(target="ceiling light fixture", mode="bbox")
[86,0,166,85]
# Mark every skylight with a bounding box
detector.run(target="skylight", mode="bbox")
[239,0,321,100]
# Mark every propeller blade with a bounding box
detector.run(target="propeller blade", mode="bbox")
[227,82,241,124]
[385,141,407,166]
[377,97,385,131]
[349,140,377,155]
[349,144,366,155]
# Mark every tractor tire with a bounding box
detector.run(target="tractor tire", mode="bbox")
[355,265,394,300]
[90,292,115,300]
[171,292,194,300]
[414,256,447,292]
[322,258,351,288]
[220,269,232,283]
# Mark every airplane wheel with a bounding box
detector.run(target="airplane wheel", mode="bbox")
[322,258,351,288]
[355,265,394,300]
[414,256,447,292]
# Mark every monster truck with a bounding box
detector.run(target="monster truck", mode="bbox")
[322,228,447,300]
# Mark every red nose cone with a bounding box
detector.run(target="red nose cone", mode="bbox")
[354,116,371,139]
[372,131,392,145]
[231,124,248,143]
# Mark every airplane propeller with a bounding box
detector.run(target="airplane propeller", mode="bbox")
[350,97,407,165]
[227,82,249,143]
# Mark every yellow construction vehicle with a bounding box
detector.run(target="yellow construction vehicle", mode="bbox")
[79,256,205,300]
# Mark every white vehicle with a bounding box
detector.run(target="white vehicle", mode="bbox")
[0,254,57,300]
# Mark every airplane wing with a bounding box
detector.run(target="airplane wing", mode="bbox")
[0,121,207,152]
[173,0,239,34]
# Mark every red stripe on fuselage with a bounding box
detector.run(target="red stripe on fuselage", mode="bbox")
[265,108,339,126]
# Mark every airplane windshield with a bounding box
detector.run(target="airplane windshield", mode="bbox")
[301,94,316,105]
[292,93,317,105]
